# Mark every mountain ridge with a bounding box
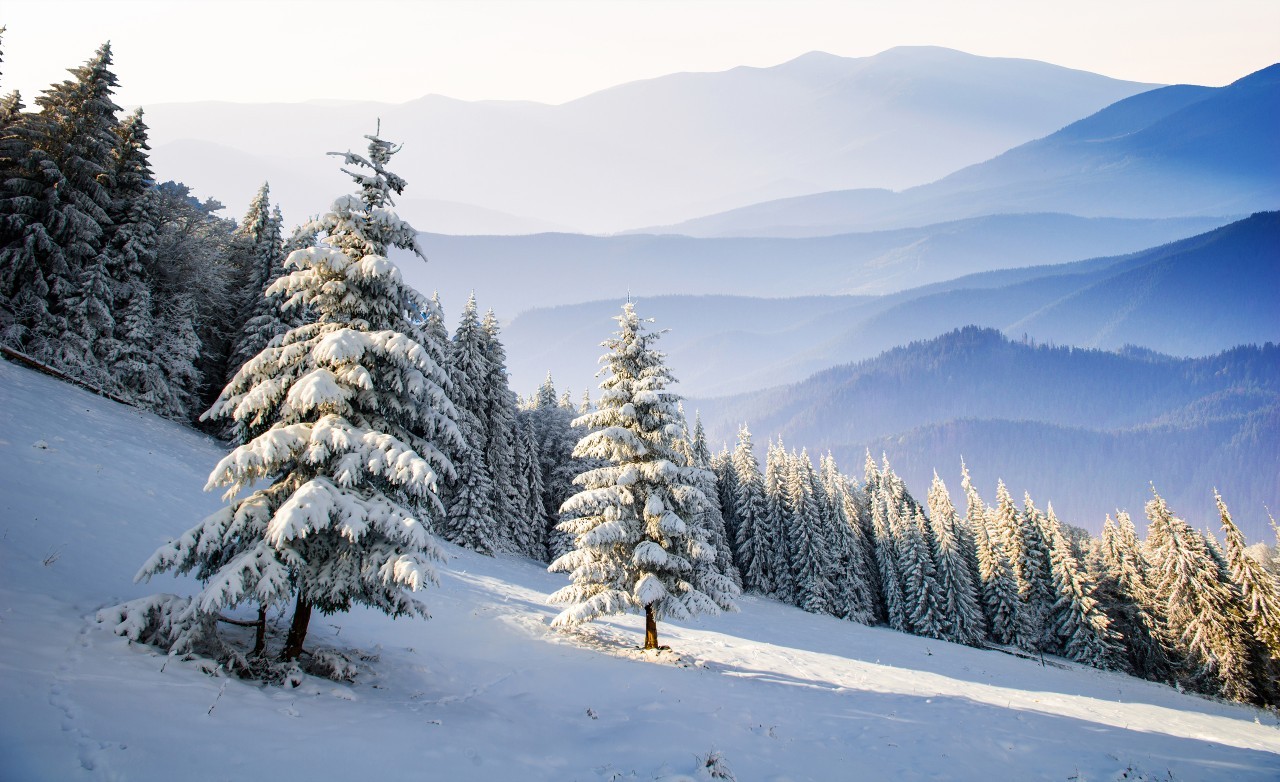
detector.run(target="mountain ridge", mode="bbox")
[652,62,1277,237]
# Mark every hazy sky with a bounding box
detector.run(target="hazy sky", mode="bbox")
[4,0,1278,106]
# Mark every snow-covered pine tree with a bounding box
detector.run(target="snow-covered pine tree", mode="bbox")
[1018,494,1058,647]
[225,183,293,387]
[525,373,581,561]
[1046,515,1121,669]
[786,449,835,615]
[731,425,776,596]
[480,308,524,549]
[1094,512,1171,679]
[689,413,739,587]
[102,108,169,411]
[133,129,461,665]
[511,414,549,558]
[1216,492,1280,703]
[927,472,985,645]
[974,506,1022,646]
[0,43,120,371]
[548,303,737,650]
[898,503,946,639]
[1145,488,1254,702]
[443,294,501,553]
[990,482,1049,648]
[868,453,906,629]
[763,440,797,603]
[819,453,876,624]
[710,446,740,550]
[445,436,499,555]
[955,459,984,602]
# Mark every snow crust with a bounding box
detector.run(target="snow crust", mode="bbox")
[1,360,1278,781]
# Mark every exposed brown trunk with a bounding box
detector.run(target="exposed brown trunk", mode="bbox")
[280,594,312,662]
[644,605,659,650]
[251,604,267,657]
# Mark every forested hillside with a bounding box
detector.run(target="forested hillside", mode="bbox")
[699,328,1279,537]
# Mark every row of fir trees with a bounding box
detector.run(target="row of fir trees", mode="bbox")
[13,39,1276,710]
[704,436,1279,706]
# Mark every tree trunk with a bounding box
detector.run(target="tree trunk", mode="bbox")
[644,605,659,650]
[252,604,267,657]
[280,594,312,662]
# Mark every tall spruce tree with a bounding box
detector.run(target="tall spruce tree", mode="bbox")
[927,472,986,645]
[134,130,461,664]
[1094,512,1171,679]
[443,295,500,553]
[689,413,739,587]
[820,453,876,624]
[731,426,776,595]
[1046,517,1121,668]
[1217,492,1280,703]
[0,43,120,369]
[480,309,523,548]
[974,506,1022,646]
[102,109,166,408]
[1145,489,1254,702]
[225,183,292,385]
[786,449,835,615]
[899,503,946,639]
[511,414,549,558]
[763,440,797,603]
[525,373,581,561]
[868,454,906,630]
[548,303,737,649]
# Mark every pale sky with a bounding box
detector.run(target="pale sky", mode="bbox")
[4,0,1278,106]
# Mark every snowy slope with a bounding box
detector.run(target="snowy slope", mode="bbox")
[1,359,1277,781]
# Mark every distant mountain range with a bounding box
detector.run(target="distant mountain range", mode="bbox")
[655,63,1279,237]
[498,212,1278,397]
[695,327,1280,542]
[408,212,1230,325]
[142,47,1156,232]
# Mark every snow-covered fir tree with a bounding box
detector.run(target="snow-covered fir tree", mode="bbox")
[480,308,524,548]
[1046,515,1121,668]
[731,426,777,596]
[102,109,168,411]
[523,373,582,561]
[548,303,738,650]
[785,449,835,615]
[710,447,740,550]
[1217,493,1280,661]
[1093,512,1171,679]
[867,454,906,630]
[899,503,946,639]
[511,414,549,558]
[443,294,500,553]
[1145,488,1254,702]
[1216,493,1279,703]
[224,183,293,386]
[688,412,740,587]
[927,472,985,645]
[0,43,120,371]
[819,453,876,624]
[763,440,798,603]
[132,130,461,666]
[974,505,1022,646]
[989,482,1048,648]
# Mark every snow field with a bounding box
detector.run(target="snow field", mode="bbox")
[1,359,1278,781]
